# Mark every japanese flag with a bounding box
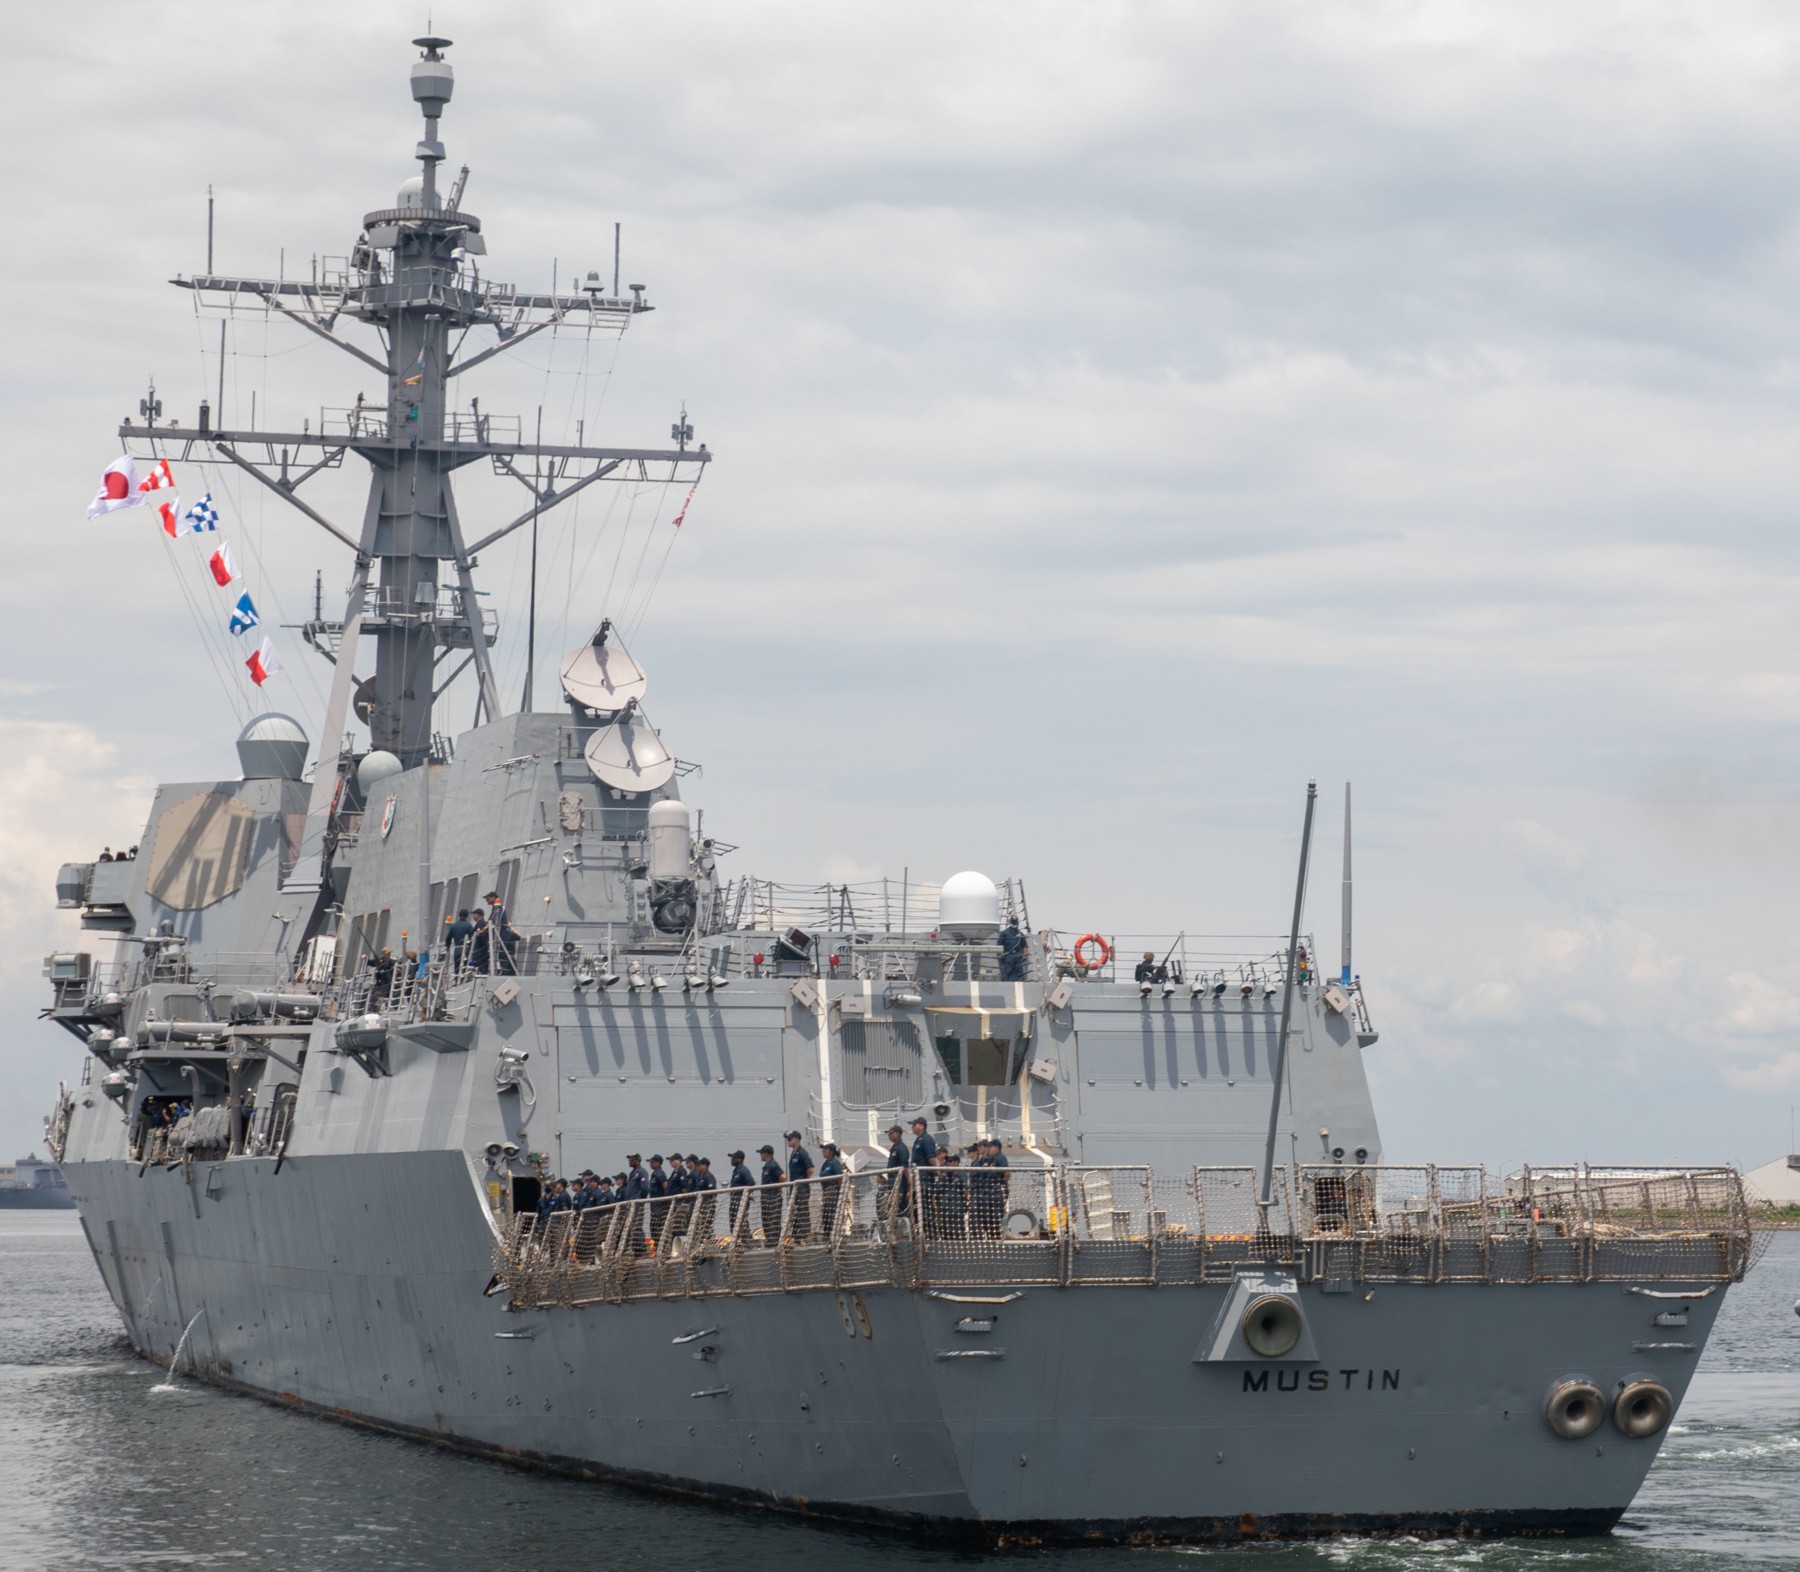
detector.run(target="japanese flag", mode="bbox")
[208,542,238,586]
[138,459,176,492]
[87,456,145,518]
[245,638,280,686]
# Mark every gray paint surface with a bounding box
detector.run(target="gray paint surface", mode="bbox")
[37,36,1742,1548]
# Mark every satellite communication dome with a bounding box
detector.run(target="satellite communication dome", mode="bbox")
[357,750,404,792]
[236,713,309,781]
[939,870,1001,940]
[397,175,426,210]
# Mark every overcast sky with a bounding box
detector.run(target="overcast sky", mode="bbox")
[5,1,1800,1172]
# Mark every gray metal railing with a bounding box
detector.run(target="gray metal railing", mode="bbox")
[493,1163,1758,1308]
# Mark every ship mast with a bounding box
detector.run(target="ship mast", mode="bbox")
[119,36,709,892]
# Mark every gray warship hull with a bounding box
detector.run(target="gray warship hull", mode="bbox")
[42,35,1757,1548]
[62,1143,1734,1544]
[0,1187,75,1210]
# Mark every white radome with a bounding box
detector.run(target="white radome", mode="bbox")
[357,750,404,792]
[938,870,1000,939]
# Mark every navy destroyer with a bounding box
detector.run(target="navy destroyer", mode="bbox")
[0,1152,73,1210]
[42,39,1757,1546]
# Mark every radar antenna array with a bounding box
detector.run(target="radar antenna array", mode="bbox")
[583,699,676,792]
[559,620,648,713]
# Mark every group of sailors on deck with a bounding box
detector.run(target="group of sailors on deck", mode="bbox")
[358,892,523,1006]
[885,1117,1014,1239]
[533,1118,1016,1248]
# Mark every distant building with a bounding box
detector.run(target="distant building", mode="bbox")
[1744,1155,1800,1207]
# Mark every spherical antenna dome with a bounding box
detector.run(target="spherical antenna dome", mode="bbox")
[237,713,309,781]
[939,870,1001,940]
[357,750,404,792]
[397,175,426,210]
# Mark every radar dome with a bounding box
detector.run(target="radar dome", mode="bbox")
[939,870,1000,940]
[237,713,309,781]
[357,750,404,792]
[397,175,426,210]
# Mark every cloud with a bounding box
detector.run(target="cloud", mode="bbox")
[0,719,153,991]
[1504,820,1590,877]
[1721,1050,1800,1093]
[1715,972,1800,1039]
[1449,979,1526,1024]
[6,2,1800,1168]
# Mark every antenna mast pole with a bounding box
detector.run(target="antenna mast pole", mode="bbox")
[1341,782,1352,987]
[522,406,541,712]
[1260,779,1317,1212]
[120,37,707,894]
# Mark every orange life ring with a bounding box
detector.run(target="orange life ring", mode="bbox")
[1072,933,1112,972]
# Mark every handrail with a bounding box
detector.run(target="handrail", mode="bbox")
[493,1162,1759,1309]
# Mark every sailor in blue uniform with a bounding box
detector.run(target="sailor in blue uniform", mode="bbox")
[757,1144,784,1246]
[622,1153,650,1253]
[727,1148,754,1234]
[941,1153,970,1239]
[691,1156,719,1238]
[483,890,520,975]
[910,1116,938,1168]
[622,1154,648,1201]
[817,1142,845,1239]
[784,1130,814,1240]
[667,1153,694,1244]
[885,1123,911,1220]
[444,908,474,973]
[998,917,1028,981]
[973,1138,1011,1238]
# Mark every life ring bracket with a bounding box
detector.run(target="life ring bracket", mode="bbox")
[1072,933,1113,972]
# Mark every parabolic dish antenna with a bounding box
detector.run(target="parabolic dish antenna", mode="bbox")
[584,714,675,792]
[560,631,647,712]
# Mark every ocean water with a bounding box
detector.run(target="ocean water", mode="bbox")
[0,1213,1793,1571]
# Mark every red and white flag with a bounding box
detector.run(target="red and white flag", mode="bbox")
[671,484,696,528]
[87,456,145,518]
[208,542,238,586]
[245,638,280,686]
[138,459,176,493]
[158,501,182,538]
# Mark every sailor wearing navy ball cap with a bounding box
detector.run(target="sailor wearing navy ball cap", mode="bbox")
[757,1144,783,1247]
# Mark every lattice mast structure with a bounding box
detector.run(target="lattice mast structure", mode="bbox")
[120,36,708,888]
